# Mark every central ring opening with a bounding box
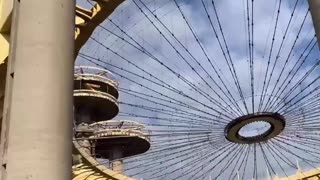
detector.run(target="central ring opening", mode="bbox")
[238,121,272,138]
[224,112,285,144]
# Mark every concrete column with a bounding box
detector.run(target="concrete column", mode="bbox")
[4,0,75,179]
[0,0,19,179]
[110,146,124,174]
[309,0,320,48]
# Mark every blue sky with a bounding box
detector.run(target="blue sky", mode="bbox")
[76,0,320,179]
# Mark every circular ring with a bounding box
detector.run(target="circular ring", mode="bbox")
[224,112,285,144]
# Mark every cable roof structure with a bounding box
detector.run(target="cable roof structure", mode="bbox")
[0,0,320,179]
[76,0,320,179]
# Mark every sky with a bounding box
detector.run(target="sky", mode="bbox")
[76,0,320,179]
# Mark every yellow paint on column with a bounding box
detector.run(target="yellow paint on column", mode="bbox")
[0,34,9,64]
[0,0,13,33]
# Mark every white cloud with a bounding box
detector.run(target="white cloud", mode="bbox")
[76,0,320,179]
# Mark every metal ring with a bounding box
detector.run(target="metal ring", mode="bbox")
[224,112,285,144]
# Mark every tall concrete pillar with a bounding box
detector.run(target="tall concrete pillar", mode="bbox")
[309,0,320,48]
[0,0,19,179]
[110,146,124,174]
[4,0,75,179]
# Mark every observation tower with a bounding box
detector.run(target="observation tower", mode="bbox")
[72,66,150,177]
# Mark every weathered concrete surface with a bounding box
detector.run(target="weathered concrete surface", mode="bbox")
[4,0,75,179]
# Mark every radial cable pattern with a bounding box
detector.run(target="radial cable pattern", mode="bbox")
[76,0,320,179]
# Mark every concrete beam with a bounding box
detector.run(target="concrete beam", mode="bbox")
[75,0,124,54]
[73,141,135,180]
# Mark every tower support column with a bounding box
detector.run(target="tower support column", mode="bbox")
[309,0,320,48]
[4,0,75,179]
[110,146,124,174]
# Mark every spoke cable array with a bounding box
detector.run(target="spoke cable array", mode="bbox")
[75,0,320,179]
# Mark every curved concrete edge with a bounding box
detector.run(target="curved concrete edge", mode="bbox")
[75,0,125,54]
[275,168,320,180]
[74,89,119,106]
[92,129,150,142]
[73,139,135,180]
[74,75,119,92]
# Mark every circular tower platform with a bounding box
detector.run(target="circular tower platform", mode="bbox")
[74,66,119,122]
[88,120,151,159]
[74,66,119,99]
